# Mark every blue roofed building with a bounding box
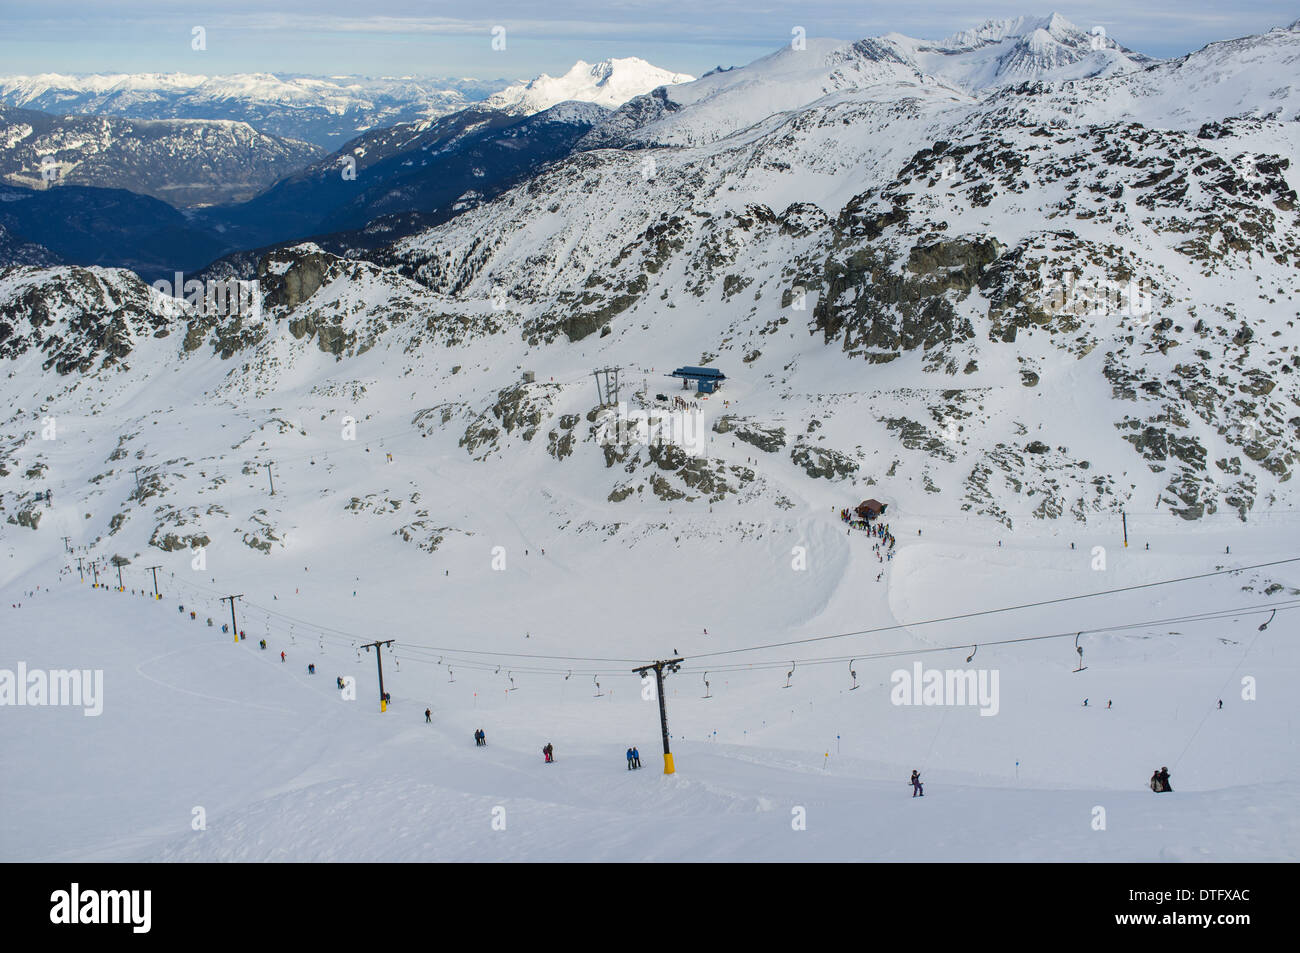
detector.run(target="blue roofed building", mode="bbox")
[670,366,726,394]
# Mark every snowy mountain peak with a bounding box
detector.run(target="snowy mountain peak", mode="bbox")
[485,57,695,115]
[938,13,1084,50]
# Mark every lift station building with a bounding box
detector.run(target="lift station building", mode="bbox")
[670,366,727,394]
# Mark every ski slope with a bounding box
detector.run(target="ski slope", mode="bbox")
[3,500,1298,862]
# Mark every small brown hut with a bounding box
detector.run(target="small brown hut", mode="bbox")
[855,499,886,520]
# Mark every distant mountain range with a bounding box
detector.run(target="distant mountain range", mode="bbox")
[3,18,1274,285]
[0,105,323,207]
[0,73,507,148]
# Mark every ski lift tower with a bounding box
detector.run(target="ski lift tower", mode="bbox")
[594,366,621,407]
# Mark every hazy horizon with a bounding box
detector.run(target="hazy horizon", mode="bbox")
[3,2,1295,81]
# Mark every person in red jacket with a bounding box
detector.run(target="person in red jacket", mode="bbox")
[280,651,286,662]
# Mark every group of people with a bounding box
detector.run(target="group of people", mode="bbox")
[542,743,556,763]
[838,510,897,551]
[474,728,487,746]
[1150,767,1173,793]
[838,508,873,533]
[626,746,642,769]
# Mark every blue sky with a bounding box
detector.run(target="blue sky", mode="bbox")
[2,1,1295,79]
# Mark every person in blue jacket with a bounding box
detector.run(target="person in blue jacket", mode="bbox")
[632,746,641,769]
[626,747,634,770]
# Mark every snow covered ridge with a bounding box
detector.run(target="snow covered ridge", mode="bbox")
[485,58,694,116]
[582,12,1159,149]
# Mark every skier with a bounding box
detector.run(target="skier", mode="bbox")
[911,770,924,797]
[1157,767,1172,792]
[1107,700,1112,709]
[627,747,634,770]
[479,729,487,746]
[1218,699,1223,709]
[281,651,286,662]
[632,746,640,769]
[1083,698,1089,707]
[425,709,432,724]
[1150,769,1164,793]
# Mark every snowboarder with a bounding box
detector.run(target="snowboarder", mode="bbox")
[911,770,924,797]
[627,747,634,770]
[632,746,640,769]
